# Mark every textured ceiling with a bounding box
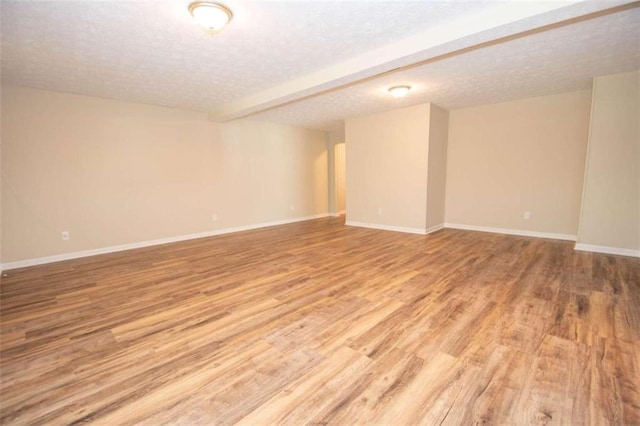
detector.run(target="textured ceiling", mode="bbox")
[251,6,640,130]
[1,1,638,131]
[1,0,494,111]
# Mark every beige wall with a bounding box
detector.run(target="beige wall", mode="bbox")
[445,90,591,237]
[425,104,449,229]
[0,84,2,264]
[1,86,328,263]
[335,143,346,213]
[346,104,430,231]
[577,71,640,252]
[326,128,344,215]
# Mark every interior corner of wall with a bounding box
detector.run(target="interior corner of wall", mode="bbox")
[575,77,598,243]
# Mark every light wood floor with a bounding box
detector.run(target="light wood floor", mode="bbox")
[1,217,639,425]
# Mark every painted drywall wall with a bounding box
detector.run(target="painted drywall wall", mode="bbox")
[1,86,328,263]
[0,84,3,264]
[346,103,430,232]
[577,71,639,254]
[445,90,591,237]
[326,128,344,215]
[335,143,346,213]
[425,104,449,229]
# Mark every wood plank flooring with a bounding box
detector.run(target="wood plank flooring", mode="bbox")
[1,217,639,425]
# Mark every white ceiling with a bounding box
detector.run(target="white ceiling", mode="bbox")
[252,5,640,129]
[0,1,496,108]
[2,1,639,131]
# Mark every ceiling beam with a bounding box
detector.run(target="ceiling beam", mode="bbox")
[209,0,638,122]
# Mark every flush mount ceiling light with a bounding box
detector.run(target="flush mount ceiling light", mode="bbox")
[388,85,411,98]
[189,2,233,32]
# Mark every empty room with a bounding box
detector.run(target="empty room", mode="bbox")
[1,0,639,424]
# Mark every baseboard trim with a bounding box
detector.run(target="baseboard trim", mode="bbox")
[345,221,428,235]
[1,213,329,271]
[425,223,445,234]
[444,223,577,241]
[9,217,633,270]
[574,243,640,258]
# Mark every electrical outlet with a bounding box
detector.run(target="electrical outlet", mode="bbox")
[61,231,70,240]
[211,213,218,222]
[377,207,383,216]
[290,205,295,211]
[523,211,531,220]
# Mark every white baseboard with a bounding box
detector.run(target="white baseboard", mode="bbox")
[1,213,329,271]
[425,223,445,235]
[345,221,429,235]
[574,243,640,258]
[444,223,577,241]
[338,210,346,215]
[7,216,633,270]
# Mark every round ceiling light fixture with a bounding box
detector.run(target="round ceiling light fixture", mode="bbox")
[189,2,233,32]
[388,85,411,98]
